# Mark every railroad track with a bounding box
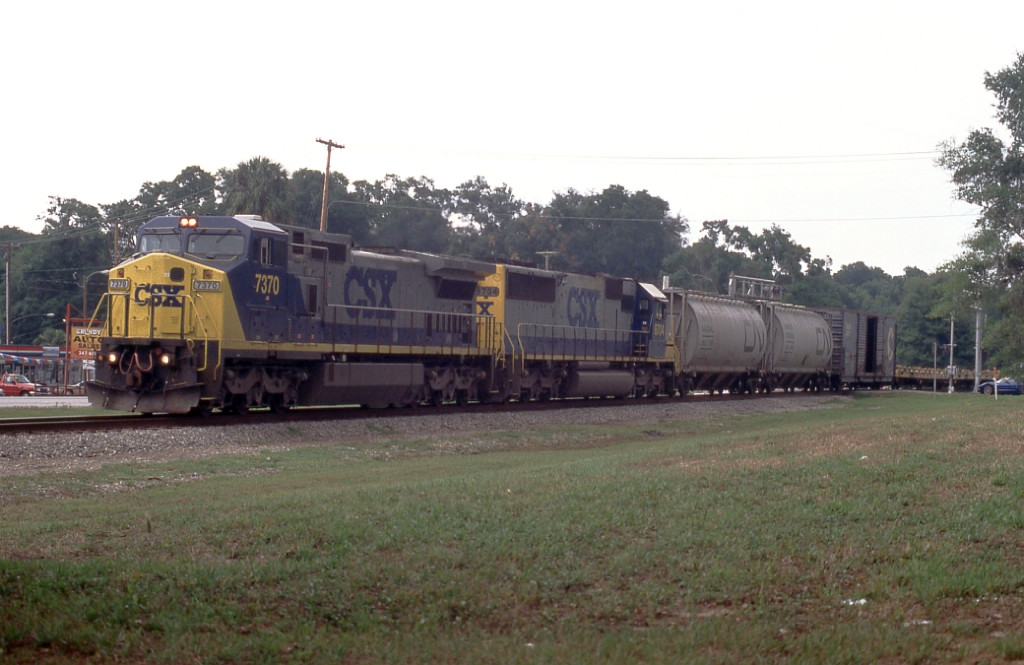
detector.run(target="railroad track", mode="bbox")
[0,389,838,436]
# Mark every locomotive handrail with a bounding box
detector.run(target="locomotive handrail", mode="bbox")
[179,293,214,375]
[514,322,637,362]
[85,296,107,332]
[474,315,504,356]
[90,291,216,376]
[323,303,494,356]
[503,325,518,376]
[87,292,131,340]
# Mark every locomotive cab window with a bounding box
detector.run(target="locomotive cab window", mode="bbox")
[138,231,182,255]
[187,231,245,260]
[252,236,288,267]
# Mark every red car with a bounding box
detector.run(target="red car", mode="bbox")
[0,373,45,396]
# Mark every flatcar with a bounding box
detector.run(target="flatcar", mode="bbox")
[894,365,993,392]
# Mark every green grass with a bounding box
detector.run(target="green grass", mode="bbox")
[0,405,109,419]
[2,393,1024,663]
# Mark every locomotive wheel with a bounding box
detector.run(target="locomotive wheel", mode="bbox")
[269,394,290,414]
[232,394,250,415]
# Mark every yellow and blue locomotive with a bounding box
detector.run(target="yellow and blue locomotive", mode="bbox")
[88,215,499,414]
[475,264,671,401]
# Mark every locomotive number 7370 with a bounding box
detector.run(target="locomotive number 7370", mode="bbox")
[254,273,281,296]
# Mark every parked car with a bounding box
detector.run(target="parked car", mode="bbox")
[56,381,87,396]
[0,373,46,396]
[977,378,1022,395]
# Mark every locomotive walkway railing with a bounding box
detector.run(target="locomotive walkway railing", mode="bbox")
[513,323,635,364]
[322,304,502,356]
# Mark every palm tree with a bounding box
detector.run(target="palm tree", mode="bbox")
[219,157,292,223]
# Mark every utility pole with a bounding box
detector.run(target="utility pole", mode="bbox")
[974,305,983,393]
[316,138,345,232]
[537,251,558,270]
[946,316,956,394]
[111,219,121,263]
[932,341,937,395]
[3,242,16,346]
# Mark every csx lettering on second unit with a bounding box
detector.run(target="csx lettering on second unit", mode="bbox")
[567,287,600,327]
[134,283,184,308]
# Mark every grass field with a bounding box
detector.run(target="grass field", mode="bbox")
[2,392,1024,664]
[0,405,110,419]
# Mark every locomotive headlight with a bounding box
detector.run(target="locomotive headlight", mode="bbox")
[179,216,199,228]
[107,352,119,365]
[152,347,174,367]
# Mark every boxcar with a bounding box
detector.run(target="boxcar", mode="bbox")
[815,308,897,389]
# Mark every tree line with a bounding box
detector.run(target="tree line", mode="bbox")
[5,52,1024,376]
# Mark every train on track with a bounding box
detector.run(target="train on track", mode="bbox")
[86,215,897,415]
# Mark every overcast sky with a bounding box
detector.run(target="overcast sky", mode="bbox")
[2,1,1021,276]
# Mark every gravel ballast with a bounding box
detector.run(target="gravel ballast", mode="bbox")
[0,394,852,478]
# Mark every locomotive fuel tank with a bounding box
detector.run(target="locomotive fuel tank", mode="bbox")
[563,364,637,398]
[297,362,424,408]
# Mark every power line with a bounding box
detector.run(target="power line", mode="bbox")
[731,212,979,224]
[635,150,941,161]
[326,197,978,225]
[357,141,943,165]
[566,151,941,164]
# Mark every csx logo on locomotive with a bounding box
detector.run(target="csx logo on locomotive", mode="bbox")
[134,283,184,308]
[344,266,397,318]
[567,287,600,328]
